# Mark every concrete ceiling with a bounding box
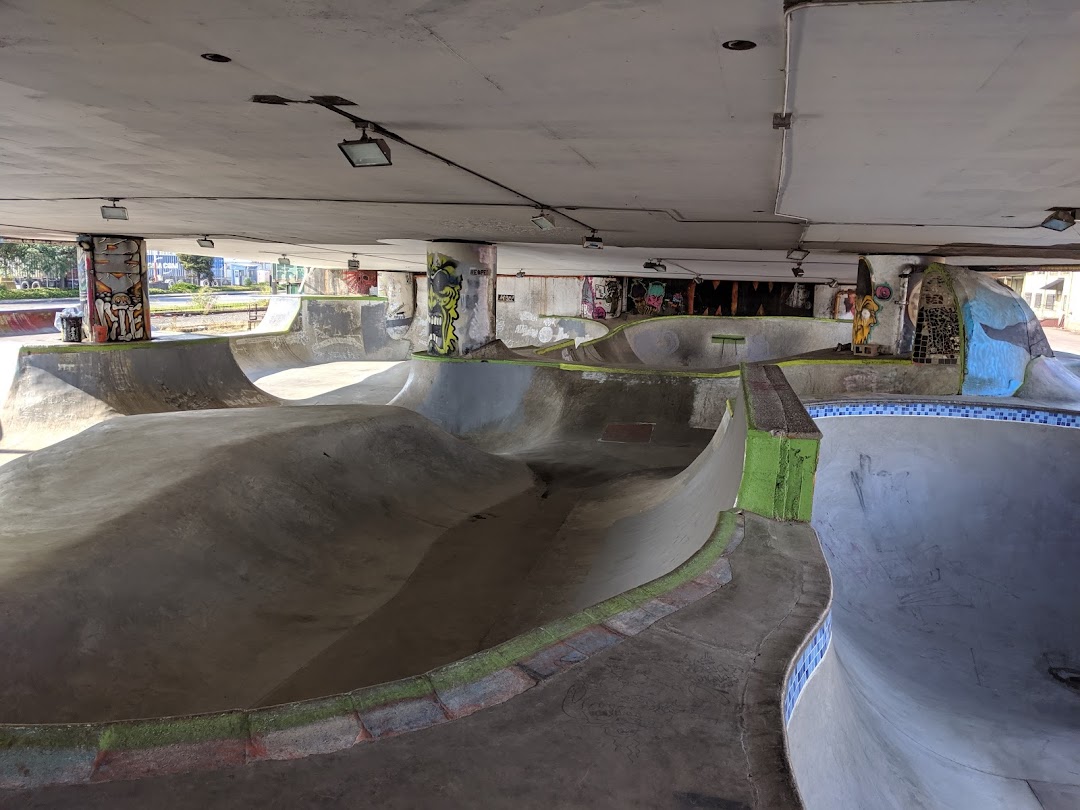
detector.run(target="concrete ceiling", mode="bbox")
[2,0,1080,266]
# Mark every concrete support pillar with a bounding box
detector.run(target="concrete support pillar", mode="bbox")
[426,240,496,356]
[853,254,930,355]
[77,235,151,343]
[378,271,416,340]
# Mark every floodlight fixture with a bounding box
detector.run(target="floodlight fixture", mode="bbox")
[643,259,667,273]
[1041,209,1076,232]
[197,236,215,248]
[791,266,805,278]
[787,248,810,262]
[582,231,603,249]
[530,211,556,231]
[338,131,392,167]
[100,199,128,221]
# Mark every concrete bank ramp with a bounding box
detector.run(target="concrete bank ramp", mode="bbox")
[1015,354,1080,408]
[0,338,276,455]
[789,414,1080,809]
[553,316,850,369]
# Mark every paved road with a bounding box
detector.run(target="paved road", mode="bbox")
[0,291,268,311]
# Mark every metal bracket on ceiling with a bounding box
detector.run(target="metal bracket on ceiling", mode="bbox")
[773,113,792,130]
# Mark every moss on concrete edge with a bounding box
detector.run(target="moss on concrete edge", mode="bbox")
[98,712,249,751]
[410,351,741,379]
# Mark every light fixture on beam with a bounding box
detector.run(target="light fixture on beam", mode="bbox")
[530,210,555,231]
[100,199,128,221]
[279,254,291,266]
[1041,208,1076,232]
[197,236,215,248]
[582,231,603,249]
[791,266,805,278]
[787,247,809,262]
[827,278,839,288]
[643,259,667,273]
[515,270,526,278]
[348,253,360,271]
[338,129,392,167]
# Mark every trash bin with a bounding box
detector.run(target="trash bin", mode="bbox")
[60,316,83,343]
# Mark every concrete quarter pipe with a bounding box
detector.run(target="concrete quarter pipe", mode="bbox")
[789,412,1080,809]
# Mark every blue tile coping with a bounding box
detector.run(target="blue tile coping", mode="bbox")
[805,401,1080,428]
[784,612,832,725]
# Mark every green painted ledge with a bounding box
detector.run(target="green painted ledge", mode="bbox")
[735,365,822,522]
[0,511,739,759]
[21,336,233,354]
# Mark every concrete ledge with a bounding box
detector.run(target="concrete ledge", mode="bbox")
[0,511,742,790]
[737,364,822,522]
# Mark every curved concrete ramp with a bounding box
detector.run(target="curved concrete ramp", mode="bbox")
[0,393,746,724]
[1015,355,1080,408]
[555,316,850,369]
[0,338,276,455]
[789,414,1080,809]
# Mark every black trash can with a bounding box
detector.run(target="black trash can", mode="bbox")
[61,315,83,343]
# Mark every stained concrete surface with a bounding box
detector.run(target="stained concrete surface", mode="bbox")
[0,514,829,810]
[788,415,1080,809]
[249,359,409,402]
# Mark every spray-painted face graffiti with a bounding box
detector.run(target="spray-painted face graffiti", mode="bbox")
[428,254,461,355]
[853,294,880,345]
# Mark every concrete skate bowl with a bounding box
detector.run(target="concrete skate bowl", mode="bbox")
[0,386,752,787]
[547,316,850,370]
[0,339,276,458]
[786,404,1080,809]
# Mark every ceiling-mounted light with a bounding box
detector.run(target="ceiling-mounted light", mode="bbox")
[100,199,128,221]
[1041,208,1076,232]
[338,127,392,167]
[348,253,360,270]
[279,254,291,266]
[582,231,603,249]
[515,270,526,278]
[827,278,839,288]
[693,275,703,284]
[643,259,667,273]
[791,266,805,278]
[722,40,757,51]
[786,248,810,262]
[197,236,215,249]
[530,211,556,231]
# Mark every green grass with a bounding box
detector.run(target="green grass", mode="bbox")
[150,299,268,314]
[0,286,78,300]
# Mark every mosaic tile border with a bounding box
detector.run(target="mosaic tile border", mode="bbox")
[783,612,831,725]
[806,401,1080,428]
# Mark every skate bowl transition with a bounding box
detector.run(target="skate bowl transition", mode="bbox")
[786,403,1080,809]
[0,360,826,790]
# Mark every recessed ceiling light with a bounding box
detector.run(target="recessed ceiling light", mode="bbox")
[722,40,757,51]
[530,211,555,231]
[338,135,392,167]
[197,236,215,248]
[201,53,232,63]
[1041,209,1076,232]
[100,199,128,221]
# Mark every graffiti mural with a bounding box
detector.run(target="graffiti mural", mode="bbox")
[626,278,812,317]
[344,269,377,295]
[852,295,880,345]
[87,238,149,343]
[427,253,461,355]
[581,277,622,319]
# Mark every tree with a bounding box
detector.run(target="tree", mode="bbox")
[176,254,216,284]
[0,242,77,282]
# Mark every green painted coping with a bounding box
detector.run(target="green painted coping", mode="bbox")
[710,334,746,343]
[0,724,96,751]
[98,712,249,751]
[410,351,742,379]
[247,695,356,735]
[568,314,848,352]
[22,336,232,354]
[296,295,387,302]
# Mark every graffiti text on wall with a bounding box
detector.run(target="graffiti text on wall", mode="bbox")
[428,253,461,355]
[581,278,622,319]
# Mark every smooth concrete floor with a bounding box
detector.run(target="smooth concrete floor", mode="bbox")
[250,360,408,402]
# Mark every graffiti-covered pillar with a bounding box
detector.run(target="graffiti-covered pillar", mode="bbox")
[426,240,496,356]
[77,235,151,343]
[378,271,416,340]
[853,254,930,355]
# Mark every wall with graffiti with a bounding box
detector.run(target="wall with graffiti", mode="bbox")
[426,242,497,356]
[624,278,813,317]
[581,277,624,319]
[79,237,150,343]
